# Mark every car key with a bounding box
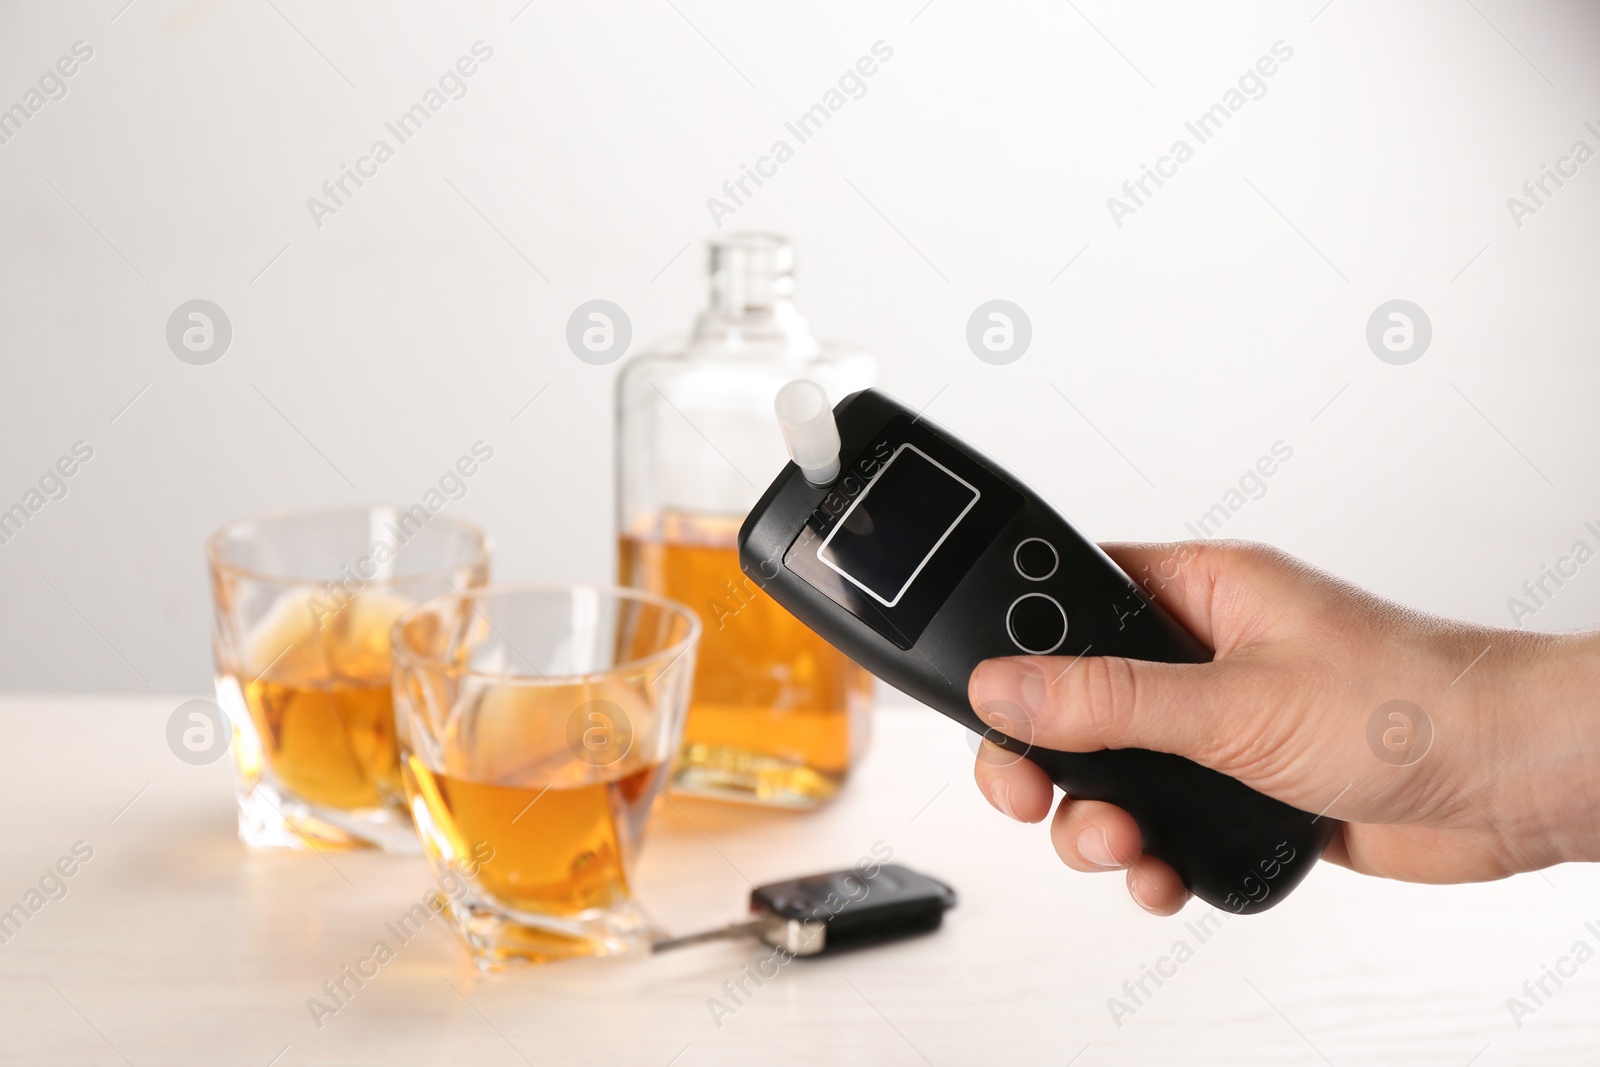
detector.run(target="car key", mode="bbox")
[653,864,957,957]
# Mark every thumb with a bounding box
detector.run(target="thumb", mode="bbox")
[968,654,1251,766]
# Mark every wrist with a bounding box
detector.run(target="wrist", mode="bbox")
[1499,630,1600,867]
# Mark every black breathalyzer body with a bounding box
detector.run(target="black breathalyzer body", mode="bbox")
[738,388,1336,914]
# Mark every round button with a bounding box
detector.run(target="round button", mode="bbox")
[1013,538,1058,581]
[1006,593,1068,655]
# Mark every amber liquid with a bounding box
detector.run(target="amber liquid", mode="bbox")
[399,674,670,963]
[405,757,662,916]
[619,510,871,806]
[239,591,410,811]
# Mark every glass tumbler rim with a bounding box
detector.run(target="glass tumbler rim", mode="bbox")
[205,504,490,588]
[390,581,703,687]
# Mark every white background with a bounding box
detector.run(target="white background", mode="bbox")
[2,0,1599,692]
[6,6,1600,1066]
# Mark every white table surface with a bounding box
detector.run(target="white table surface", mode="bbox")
[1,693,1597,1066]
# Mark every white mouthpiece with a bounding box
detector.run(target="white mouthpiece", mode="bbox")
[775,379,841,486]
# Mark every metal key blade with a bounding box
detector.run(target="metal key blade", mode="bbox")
[651,918,767,954]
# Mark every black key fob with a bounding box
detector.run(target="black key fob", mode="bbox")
[750,864,957,957]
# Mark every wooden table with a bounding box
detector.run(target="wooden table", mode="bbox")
[2,694,1596,1065]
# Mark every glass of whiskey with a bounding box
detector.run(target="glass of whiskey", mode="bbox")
[390,584,700,968]
[206,506,489,852]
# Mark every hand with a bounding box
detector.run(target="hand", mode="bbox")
[967,540,1600,915]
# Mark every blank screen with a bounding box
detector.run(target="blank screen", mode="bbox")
[818,446,978,606]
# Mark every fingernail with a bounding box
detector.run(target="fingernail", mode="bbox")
[990,777,1019,821]
[974,660,1048,721]
[1077,827,1119,868]
[1018,665,1046,716]
[1129,872,1159,913]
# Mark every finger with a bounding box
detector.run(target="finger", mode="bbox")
[969,652,1252,759]
[1097,541,1227,649]
[1048,796,1143,873]
[1319,822,1351,870]
[1126,856,1190,915]
[973,740,1054,823]
[1049,796,1191,912]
